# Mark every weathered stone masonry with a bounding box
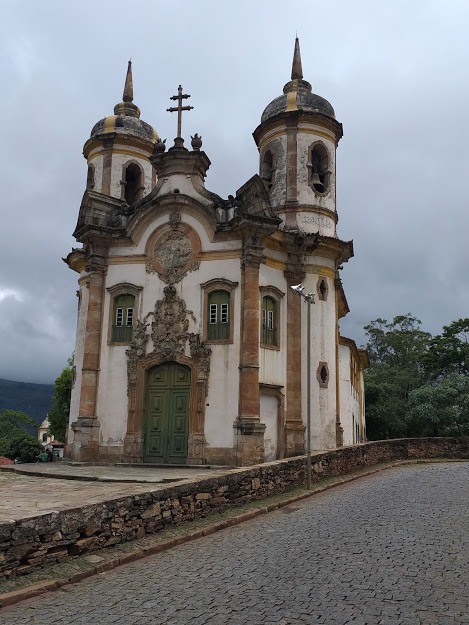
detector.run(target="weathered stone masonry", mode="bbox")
[1,437,468,579]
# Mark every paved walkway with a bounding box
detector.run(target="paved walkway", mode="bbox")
[0,464,228,523]
[2,462,468,624]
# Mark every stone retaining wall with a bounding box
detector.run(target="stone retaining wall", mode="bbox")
[2,437,468,578]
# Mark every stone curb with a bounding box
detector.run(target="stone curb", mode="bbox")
[0,458,464,610]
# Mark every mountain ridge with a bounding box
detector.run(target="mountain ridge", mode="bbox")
[0,378,54,430]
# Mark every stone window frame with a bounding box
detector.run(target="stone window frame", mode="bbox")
[308,140,332,197]
[106,282,143,346]
[316,276,329,301]
[260,285,285,351]
[201,278,238,345]
[317,361,330,388]
[120,160,145,203]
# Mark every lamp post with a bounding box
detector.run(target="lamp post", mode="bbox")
[290,284,315,489]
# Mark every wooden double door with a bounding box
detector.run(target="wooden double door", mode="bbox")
[143,362,191,464]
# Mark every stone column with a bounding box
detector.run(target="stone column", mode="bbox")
[235,244,265,466]
[71,254,106,461]
[284,267,306,456]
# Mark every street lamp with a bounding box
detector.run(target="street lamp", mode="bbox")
[290,283,315,489]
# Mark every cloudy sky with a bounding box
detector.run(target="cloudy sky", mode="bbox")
[1,0,469,384]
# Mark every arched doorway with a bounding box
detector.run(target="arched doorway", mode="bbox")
[144,361,191,463]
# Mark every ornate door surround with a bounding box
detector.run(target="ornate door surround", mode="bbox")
[124,285,211,465]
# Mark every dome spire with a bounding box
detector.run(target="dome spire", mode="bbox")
[123,59,133,103]
[291,37,303,80]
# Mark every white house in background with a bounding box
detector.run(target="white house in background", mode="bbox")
[37,418,64,458]
[64,39,368,467]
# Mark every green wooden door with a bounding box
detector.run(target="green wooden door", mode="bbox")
[144,362,191,463]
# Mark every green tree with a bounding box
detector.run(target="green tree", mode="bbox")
[424,318,469,379]
[364,314,431,440]
[0,409,43,462]
[48,357,73,443]
[408,375,469,437]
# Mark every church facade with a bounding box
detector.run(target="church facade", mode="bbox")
[65,40,368,466]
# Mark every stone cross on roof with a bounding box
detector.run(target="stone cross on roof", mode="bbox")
[167,85,194,146]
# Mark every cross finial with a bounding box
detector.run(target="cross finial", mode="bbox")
[166,85,194,146]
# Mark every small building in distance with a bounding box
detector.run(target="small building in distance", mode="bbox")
[37,418,64,458]
[65,39,368,466]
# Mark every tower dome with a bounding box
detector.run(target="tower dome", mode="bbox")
[89,61,159,143]
[83,61,159,202]
[260,38,335,123]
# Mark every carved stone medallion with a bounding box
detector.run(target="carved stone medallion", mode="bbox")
[154,230,192,272]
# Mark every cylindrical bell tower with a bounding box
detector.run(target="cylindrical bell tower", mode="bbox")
[253,38,343,237]
[82,61,159,204]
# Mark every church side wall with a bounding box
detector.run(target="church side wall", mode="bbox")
[302,268,337,450]
[339,344,353,445]
[259,264,287,387]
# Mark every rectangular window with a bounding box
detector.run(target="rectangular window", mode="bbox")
[209,304,217,324]
[220,303,228,323]
[126,308,134,326]
[116,308,124,326]
[263,309,267,328]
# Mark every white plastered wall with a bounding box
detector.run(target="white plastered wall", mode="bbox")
[301,266,337,450]
[339,344,361,446]
[261,394,278,462]
[259,264,287,387]
[87,154,104,194]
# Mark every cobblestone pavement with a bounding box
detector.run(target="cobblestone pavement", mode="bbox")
[2,462,468,624]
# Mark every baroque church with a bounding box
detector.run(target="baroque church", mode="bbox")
[65,39,368,466]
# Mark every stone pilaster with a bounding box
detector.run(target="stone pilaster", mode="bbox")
[284,267,306,456]
[71,253,106,462]
[235,244,265,466]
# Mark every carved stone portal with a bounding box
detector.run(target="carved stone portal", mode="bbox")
[125,286,212,464]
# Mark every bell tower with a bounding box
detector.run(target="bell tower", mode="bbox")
[253,38,343,237]
[82,61,159,204]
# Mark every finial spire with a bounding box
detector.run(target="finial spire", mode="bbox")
[123,60,133,103]
[291,37,303,80]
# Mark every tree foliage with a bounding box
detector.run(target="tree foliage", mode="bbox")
[0,409,43,462]
[364,315,431,440]
[424,318,469,379]
[364,314,469,440]
[48,357,73,443]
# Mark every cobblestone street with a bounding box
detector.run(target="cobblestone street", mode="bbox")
[2,462,468,625]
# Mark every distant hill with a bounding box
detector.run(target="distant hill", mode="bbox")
[0,378,54,431]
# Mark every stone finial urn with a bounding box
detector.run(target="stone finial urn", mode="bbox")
[191,133,202,150]
[154,138,167,153]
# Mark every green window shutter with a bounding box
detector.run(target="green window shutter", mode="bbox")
[207,290,230,340]
[112,294,135,342]
[262,296,277,346]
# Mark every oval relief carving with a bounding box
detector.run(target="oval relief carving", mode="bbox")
[154,230,193,271]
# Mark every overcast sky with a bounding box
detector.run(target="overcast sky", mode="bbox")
[1,0,469,384]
